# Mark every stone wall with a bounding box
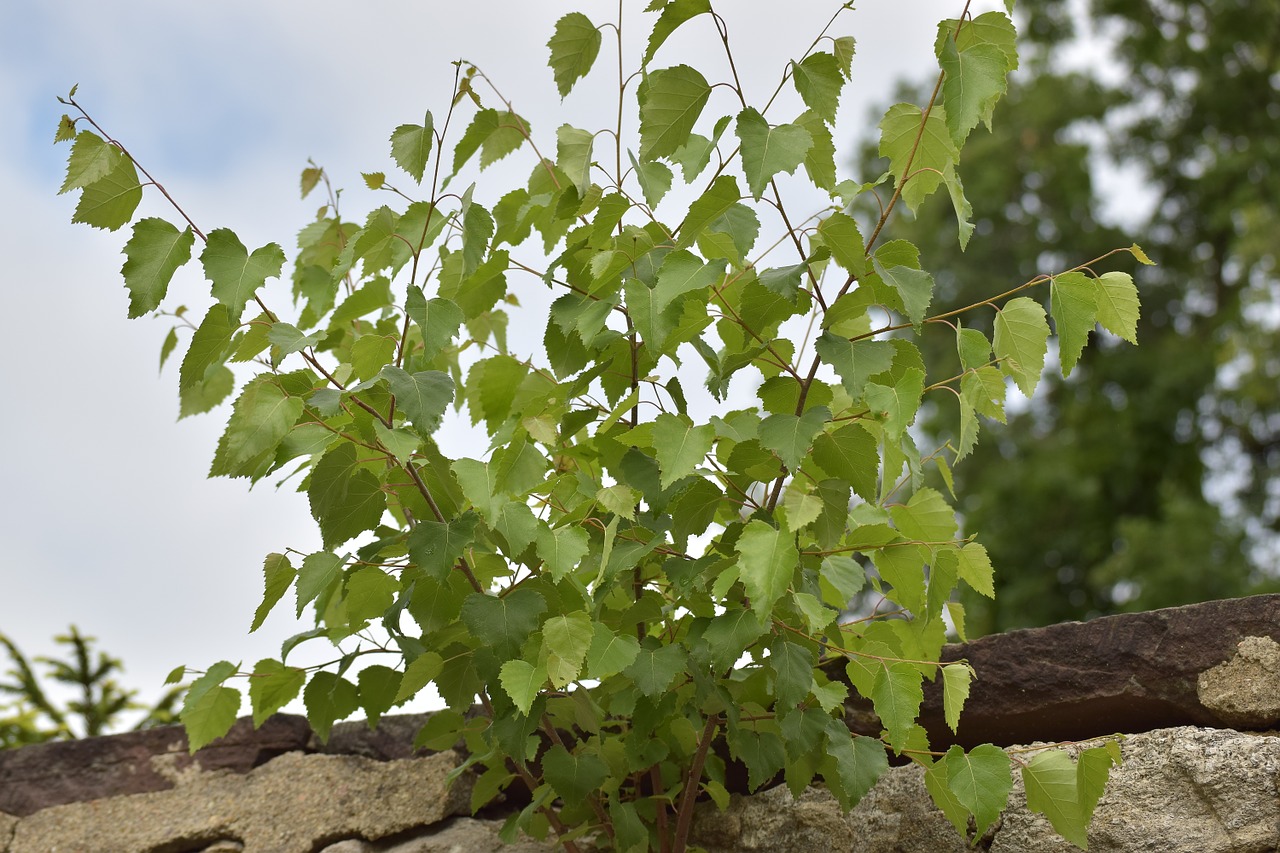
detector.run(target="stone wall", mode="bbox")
[3,596,1279,852]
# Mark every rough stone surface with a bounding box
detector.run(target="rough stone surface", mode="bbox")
[991,727,1280,853]
[689,727,1280,853]
[7,750,469,853]
[317,819,557,852]
[1197,635,1280,727]
[689,771,969,852]
[0,713,311,817]
[0,813,16,850]
[316,714,436,761]
[830,594,1280,749]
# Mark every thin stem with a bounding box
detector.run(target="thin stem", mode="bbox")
[670,714,719,853]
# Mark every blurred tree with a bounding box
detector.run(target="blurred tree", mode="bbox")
[0,627,184,748]
[857,0,1280,634]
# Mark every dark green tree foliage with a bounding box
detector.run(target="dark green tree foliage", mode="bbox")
[858,1,1280,635]
[0,627,185,747]
[54,3,1140,849]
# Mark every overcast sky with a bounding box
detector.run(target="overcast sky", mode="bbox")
[0,0,1008,725]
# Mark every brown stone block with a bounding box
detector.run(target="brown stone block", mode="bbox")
[0,713,311,816]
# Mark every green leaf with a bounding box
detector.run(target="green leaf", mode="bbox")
[177,363,233,417]
[638,65,712,161]
[818,211,866,278]
[248,659,305,727]
[201,229,285,324]
[795,109,837,191]
[670,478,723,543]
[212,377,304,477]
[864,368,925,438]
[394,651,443,704]
[770,639,815,707]
[833,36,856,77]
[643,0,711,65]
[624,641,685,696]
[941,663,972,733]
[1050,271,1097,377]
[71,153,142,231]
[654,250,724,311]
[1129,243,1154,265]
[944,168,975,250]
[390,113,434,183]
[405,288,463,361]
[460,189,494,277]
[60,131,124,194]
[782,483,823,530]
[924,757,970,836]
[811,424,878,503]
[757,264,805,301]
[345,566,399,626]
[541,611,594,688]
[542,744,608,803]
[266,322,321,356]
[936,11,1019,73]
[736,519,798,617]
[677,175,741,249]
[120,219,195,318]
[759,406,829,471]
[460,588,547,660]
[945,743,1013,837]
[452,109,529,175]
[407,512,478,578]
[330,277,393,326]
[820,556,866,608]
[872,545,927,614]
[296,551,343,617]
[1077,744,1121,825]
[180,661,241,752]
[358,665,401,728]
[586,623,642,680]
[873,261,934,328]
[597,484,641,520]
[993,296,1050,397]
[548,12,602,98]
[556,124,594,191]
[957,324,992,371]
[1023,749,1089,848]
[938,39,1009,147]
[956,542,995,598]
[381,366,454,437]
[629,150,674,207]
[816,334,896,399]
[871,662,924,752]
[790,53,844,124]
[652,413,715,488]
[536,523,591,582]
[350,335,396,382]
[735,107,812,200]
[304,671,360,744]
[1095,271,1140,344]
[499,659,547,715]
[307,445,386,549]
[728,725,786,792]
[251,553,296,633]
[179,305,234,394]
[821,720,888,810]
[889,487,957,543]
[878,103,958,213]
